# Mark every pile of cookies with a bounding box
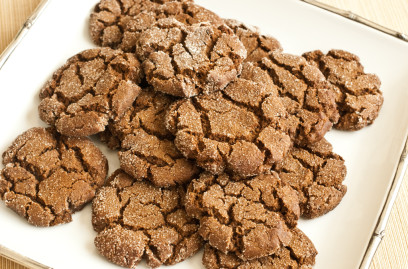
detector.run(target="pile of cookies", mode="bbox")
[0,0,384,268]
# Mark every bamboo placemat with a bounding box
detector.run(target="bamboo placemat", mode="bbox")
[1,0,407,268]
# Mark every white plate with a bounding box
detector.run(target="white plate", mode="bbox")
[1,0,408,268]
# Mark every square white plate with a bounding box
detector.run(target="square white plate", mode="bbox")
[1,0,408,268]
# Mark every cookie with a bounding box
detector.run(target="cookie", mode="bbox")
[38,48,143,137]
[0,127,108,227]
[225,19,282,63]
[99,88,174,149]
[165,62,291,177]
[258,51,339,145]
[202,227,317,269]
[276,137,347,218]
[89,0,222,51]
[120,1,224,53]
[93,169,203,268]
[303,49,384,130]
[120,131,200,187]
[137,18,247,97]
[185,172,300,261]
[102,88,200,187]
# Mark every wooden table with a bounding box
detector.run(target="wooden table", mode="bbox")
[1,0,407,268]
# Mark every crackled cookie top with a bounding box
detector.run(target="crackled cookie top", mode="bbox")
[276,137,347,218]
[89,0,218,49]
[202,227,317,269]
[93,169,203,268]
[185,172,299,261]
[137,19,247,97]
[119,129,200,187]
[166,62,291,177]
[38,48,143,137]
[99,89,200,187]
[225,19,282,63]
[258,51,339,145]
[303,49,384,131]
[0,127,108,227]
[117,1,223,53]
[100,88,175,148]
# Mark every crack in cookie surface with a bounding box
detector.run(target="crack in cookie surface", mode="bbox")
[38,48,143,137]
[92,169,203,268]
[0,127,108,227]
[185,171,300,261]
[303,49,384,131]
[276,137,347,218]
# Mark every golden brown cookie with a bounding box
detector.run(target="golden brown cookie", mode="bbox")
[225,19,282,63]
[137,19,247,97]
[185,172,300,261]
[0,127,108,227]
[93,169,203,268]
[276,137,347,218]
[38,48,143,137]
[303,49,384,130]
[165,62,291,177]
[258,51,339,145]
[202,228,317,269]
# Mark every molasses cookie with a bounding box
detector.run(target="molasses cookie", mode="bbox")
[90,0,222,51]
[202,227,317,269]
[137,19,247,97]
[103,88,200,187]
[165,62,291,177]
[303,49,384,130]
[93,169,203,268]
[0,127,108,227]
[38,48,143,137]
[258,51,339,145]
[225,19,282,63]
[120,1,224,53]
[185,172,300,261]
[99,88,174,149]
[276,137,347,218]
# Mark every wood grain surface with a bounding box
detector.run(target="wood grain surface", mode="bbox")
[0,0,407,269]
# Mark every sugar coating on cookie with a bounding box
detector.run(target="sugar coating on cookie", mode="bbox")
[100,88,175,148]
[111,1,224,53]
[38,48,143,137]
[276,137,347,218]
[100,89,200,187]
[185,172,300,261]
[137,19,247,97]
[303,49,384,131]
[89,0,199,48]
[92,169,203,268]
[0,127,108,227]
[225,19,282,63]
[258,51,339,145]
[165,62,291,177]
[202,228,317,269]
